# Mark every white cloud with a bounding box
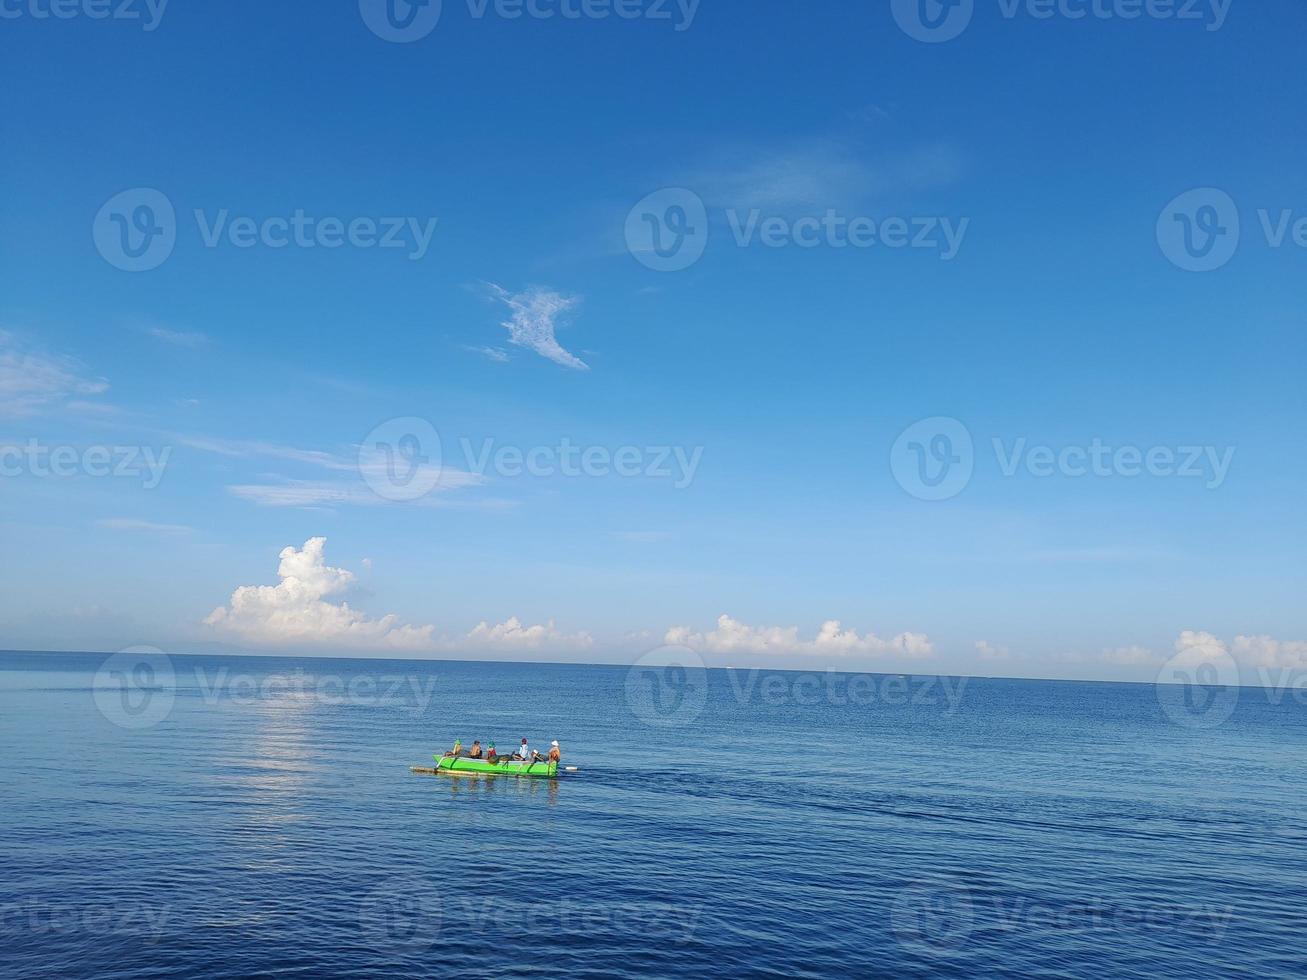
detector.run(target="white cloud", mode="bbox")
[487,284,588,370]
[144,326,209,348]
[97,518,192,534]
[0,331,108,417]
[665,614,932,659]
[1231,634,1307,669]
[1157,630,1307,672]
[695,142,874,211]
[465,345,510,363]
[228,474,486,509]
[975,640,1011,661]
[66,400,121,417]
[205,537,437,650]
[614,530,670,543]
[173,433,483,509]
[205,537,587,653]
[1170,630,1229,668]
[690,140,963,213]
[176,434,355,469]
[1100,645,1158,666]
[464,616,593,650]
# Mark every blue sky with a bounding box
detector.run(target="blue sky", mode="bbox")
[1,1,1305,680]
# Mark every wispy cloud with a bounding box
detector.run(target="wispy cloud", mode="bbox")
[486,283,588,370]
[1024,546,1176,563]
[0,331,109,418]
[176,434,356,470]
[465,344,511,363]
[688,139,963,213]
[96,518,193,534]
[227,474,482,509]
[614,530,671,543]
[144,326,210,348]
[174,432,485,510]
[66,400,121,417]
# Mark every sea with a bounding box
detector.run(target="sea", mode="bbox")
[1,650,1304,979]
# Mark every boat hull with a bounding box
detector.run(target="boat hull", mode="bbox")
[415,755,559,778]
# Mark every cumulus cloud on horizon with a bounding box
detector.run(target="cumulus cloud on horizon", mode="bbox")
[1172,630,1307,670]
[204,537,590,652]
[486,283,588,370]
[665,614,933,659]
[205,537,436,650]
[975,640,1011,661]
[973,631,1307,671]
[466,616,593,650]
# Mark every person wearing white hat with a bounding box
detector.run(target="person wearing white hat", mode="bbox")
[546,740,561,763]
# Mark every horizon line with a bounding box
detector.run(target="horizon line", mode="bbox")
[0,646,1280,692]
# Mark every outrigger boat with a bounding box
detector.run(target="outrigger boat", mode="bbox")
[410,755,563,779]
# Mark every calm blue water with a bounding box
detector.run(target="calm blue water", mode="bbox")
[1,651,1304,979]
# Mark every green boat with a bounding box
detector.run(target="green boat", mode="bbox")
[410,754,559,778]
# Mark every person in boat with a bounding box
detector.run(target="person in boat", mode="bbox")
[546,741,561,763]
[486,742,498,762]
[445,739,463,758]
[514,738,530,761]
[468,740,483,759]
